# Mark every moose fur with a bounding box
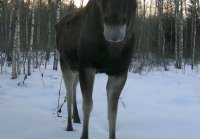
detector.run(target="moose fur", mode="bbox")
[55,0,136,139]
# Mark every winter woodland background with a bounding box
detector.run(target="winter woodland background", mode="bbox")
[0,0,200,78]
[1,1,200,139]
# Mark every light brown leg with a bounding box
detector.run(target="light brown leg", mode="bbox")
[106,74,127,139]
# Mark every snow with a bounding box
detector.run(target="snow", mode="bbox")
[0,65,200,139]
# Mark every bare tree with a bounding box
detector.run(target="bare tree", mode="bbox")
[191,0,197,69]
[157,0,167,69]
[44,0,52,69]
[53,0,61,70]
[0,0,3,73]
[0,0,3,47]
[0,0,2,23]
[34,0,42,68]
[12,0,21,79]
[80,0,84,7]
[8,5,14,59]
[178,0,184,69]
[27,0,36,75]
[174,0,184,69]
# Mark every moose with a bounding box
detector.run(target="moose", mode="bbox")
[55,0,136,139]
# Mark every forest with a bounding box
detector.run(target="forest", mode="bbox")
[0,0,200,78]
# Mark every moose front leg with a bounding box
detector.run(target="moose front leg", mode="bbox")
[79,68,96,139]
[61,66,76,131]
[73,74,81,123]
[106,73,127,139]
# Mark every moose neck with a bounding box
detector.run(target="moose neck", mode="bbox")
[83,0,105,37]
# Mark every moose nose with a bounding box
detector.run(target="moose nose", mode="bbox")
[104,15,126,25]
[103,24,127,43]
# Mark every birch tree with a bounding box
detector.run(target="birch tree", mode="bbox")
[174,0,184,69]
[190,0,197,69]
[80,0,84,7]
[45,0,52,69]
[22,0,31,74]
[182,0,188,70]
[178,0,184,69]
[12,0,21,79]
[137,0,146,53]
[175,0,179,68]
[0,0,2,16]
[0,0,3,73]
[0,0,2,27]
[53,0,61,70]
[8,5,14,60]
[35,0,42,68]
[0,0,3,47]
[27,0,36,75]
[157,0,167,69]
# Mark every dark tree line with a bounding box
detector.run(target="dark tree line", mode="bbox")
[0,0,200,78]
[131,0,200,73]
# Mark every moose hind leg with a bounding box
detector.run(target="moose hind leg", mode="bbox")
[73,74,81,123]
[106,74,127,139]
[61,66,76,131]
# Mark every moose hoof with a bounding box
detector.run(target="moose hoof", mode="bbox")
[80,134,88,139]
[66,125,73,131]
[73,117,81,124]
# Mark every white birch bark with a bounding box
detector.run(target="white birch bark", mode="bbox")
[80,0,84,7]
[0,0,3,48]
[192,0,197,69]
[8,7,14,51]
[12,0,21,79]
[178,0,184,69]
[24,11,29,74]
[158,0,167,69]
[175,0,179,68]
[27,0,36,75]
[53,0,61,70]
[183,0,188,70]
[197,0,200,19]
[35,0,42,68]
[0,0,2,18]
[137,0,145,53]
[45,0,51,69]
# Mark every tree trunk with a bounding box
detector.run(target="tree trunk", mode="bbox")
[27,0,36,75]
[35,0,42,69]
[12,0,21,79]
[175,0,180,68]
[0,0,2,17]
[192,0,197,70]
[45,0,51,69]
[53,0,61,71]
[0,0,3,53]
[80,0,84,7]
[158,0,167,69]
[178,0,184,69]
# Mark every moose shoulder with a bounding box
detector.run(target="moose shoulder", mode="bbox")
[55,0,136,139]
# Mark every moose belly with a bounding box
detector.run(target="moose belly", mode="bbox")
[94,58,128,76]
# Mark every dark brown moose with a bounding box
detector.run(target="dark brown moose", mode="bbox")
[55,0,136,139]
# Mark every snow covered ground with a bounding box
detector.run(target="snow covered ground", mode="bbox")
[0,65,200,139]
